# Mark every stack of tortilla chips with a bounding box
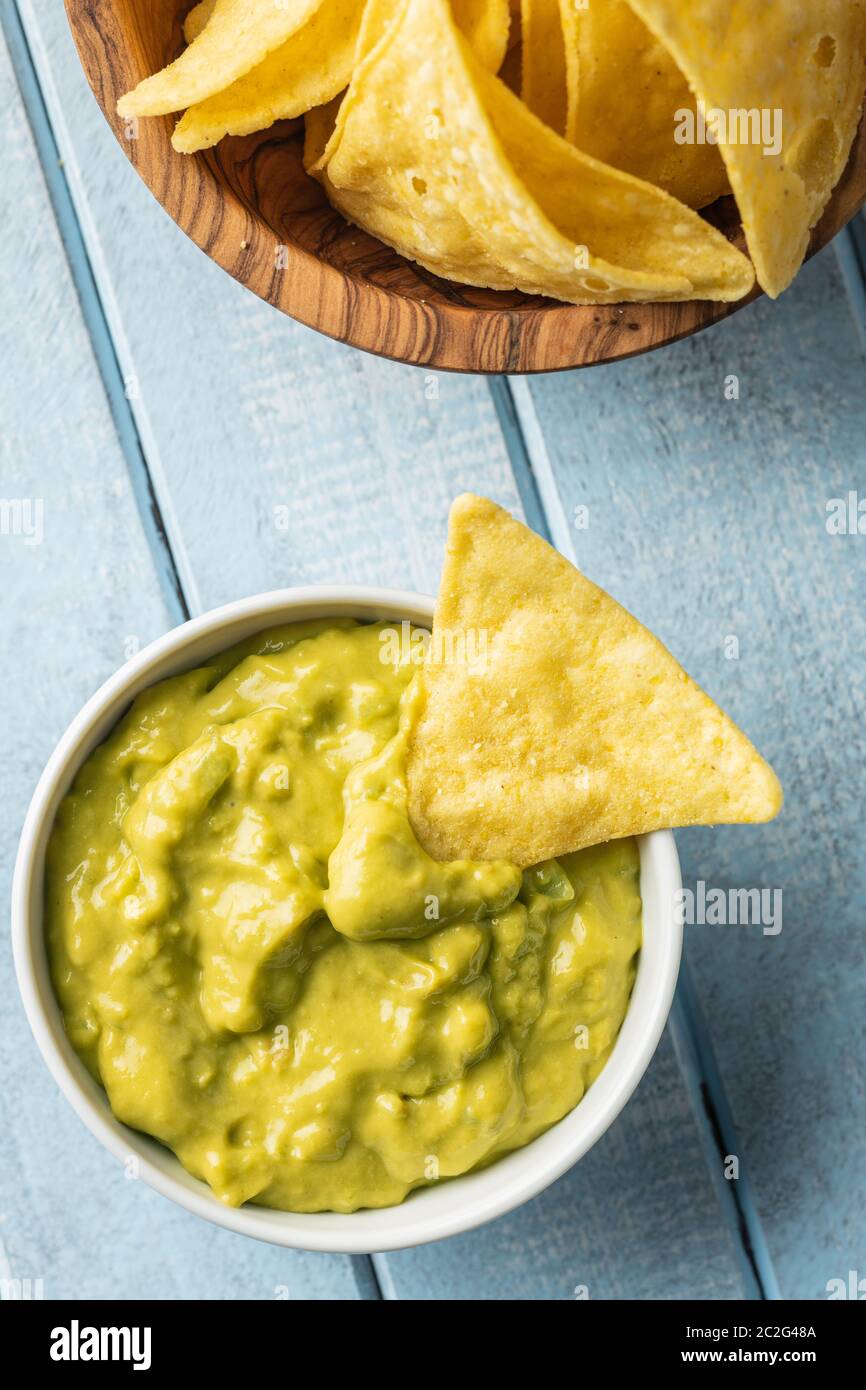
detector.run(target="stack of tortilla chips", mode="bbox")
[119,1,866,304]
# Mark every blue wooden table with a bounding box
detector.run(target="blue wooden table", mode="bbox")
[1,0,864,1302]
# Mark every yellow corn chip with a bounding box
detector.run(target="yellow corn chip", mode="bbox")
[625,0,866,294]
[354,0,512,73]
[301,0,508,171]
[407,495,782,866]
[312,0,754,303]
[183,0,215,44]
[353,0,511,71]
[173,0,365,153]
[557,0,580,142]
[570,0,730,209]
[177,0,508,151]
[499,41,522,97]
[352,0,402,62]
[455,0,512,73]
[118,0,325,118]
[520,0,568,137]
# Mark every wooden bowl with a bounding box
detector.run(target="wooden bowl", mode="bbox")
[68,0,866,373]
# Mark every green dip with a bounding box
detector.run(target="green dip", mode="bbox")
[47,621,642,1213]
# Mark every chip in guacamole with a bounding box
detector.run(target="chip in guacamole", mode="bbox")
[47,620,643,1213]
[407,495,782,866]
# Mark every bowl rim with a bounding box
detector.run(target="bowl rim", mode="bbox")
[12,584,683,1253]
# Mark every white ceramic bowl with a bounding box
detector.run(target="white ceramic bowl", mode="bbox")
[13,586,683,1254]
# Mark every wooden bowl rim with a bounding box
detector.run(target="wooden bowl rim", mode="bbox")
[65,0,866,374]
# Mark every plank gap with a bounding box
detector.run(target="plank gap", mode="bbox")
[1,0,189,626]
[4,0,389,1299]
[487,372,780,1302]
[835,216,866,357]
[349,1255,386,1301]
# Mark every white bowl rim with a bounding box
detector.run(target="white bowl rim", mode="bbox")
[12,584,683,1254]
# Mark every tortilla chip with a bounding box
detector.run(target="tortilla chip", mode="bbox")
[304,94,344,171]
[353,0,512,72]
[520,0,569,137]
[499,39,522,98]
[183,0,215,44]
[454,0,512,73]
[300,0,393,188]
[625,0,866,294]
[556,0,580,142]
[312,0,754,303]
[570,0,730,209]
[406,495,782,866]
[118,0,325,118]
[176,0,507,149]
[173,0,365,153]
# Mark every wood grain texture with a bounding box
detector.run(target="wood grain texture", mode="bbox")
[64,0,866,373]
[521,246,866,1299]
[14,0,753,1295]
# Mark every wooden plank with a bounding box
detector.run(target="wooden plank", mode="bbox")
[520,247,866,1300]
[0,24,358,1302]
[17,0,752,1298]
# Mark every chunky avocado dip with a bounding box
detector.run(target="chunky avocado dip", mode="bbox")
[47,621,642,1213]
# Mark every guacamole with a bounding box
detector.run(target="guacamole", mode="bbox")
[47,621,642,1213]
